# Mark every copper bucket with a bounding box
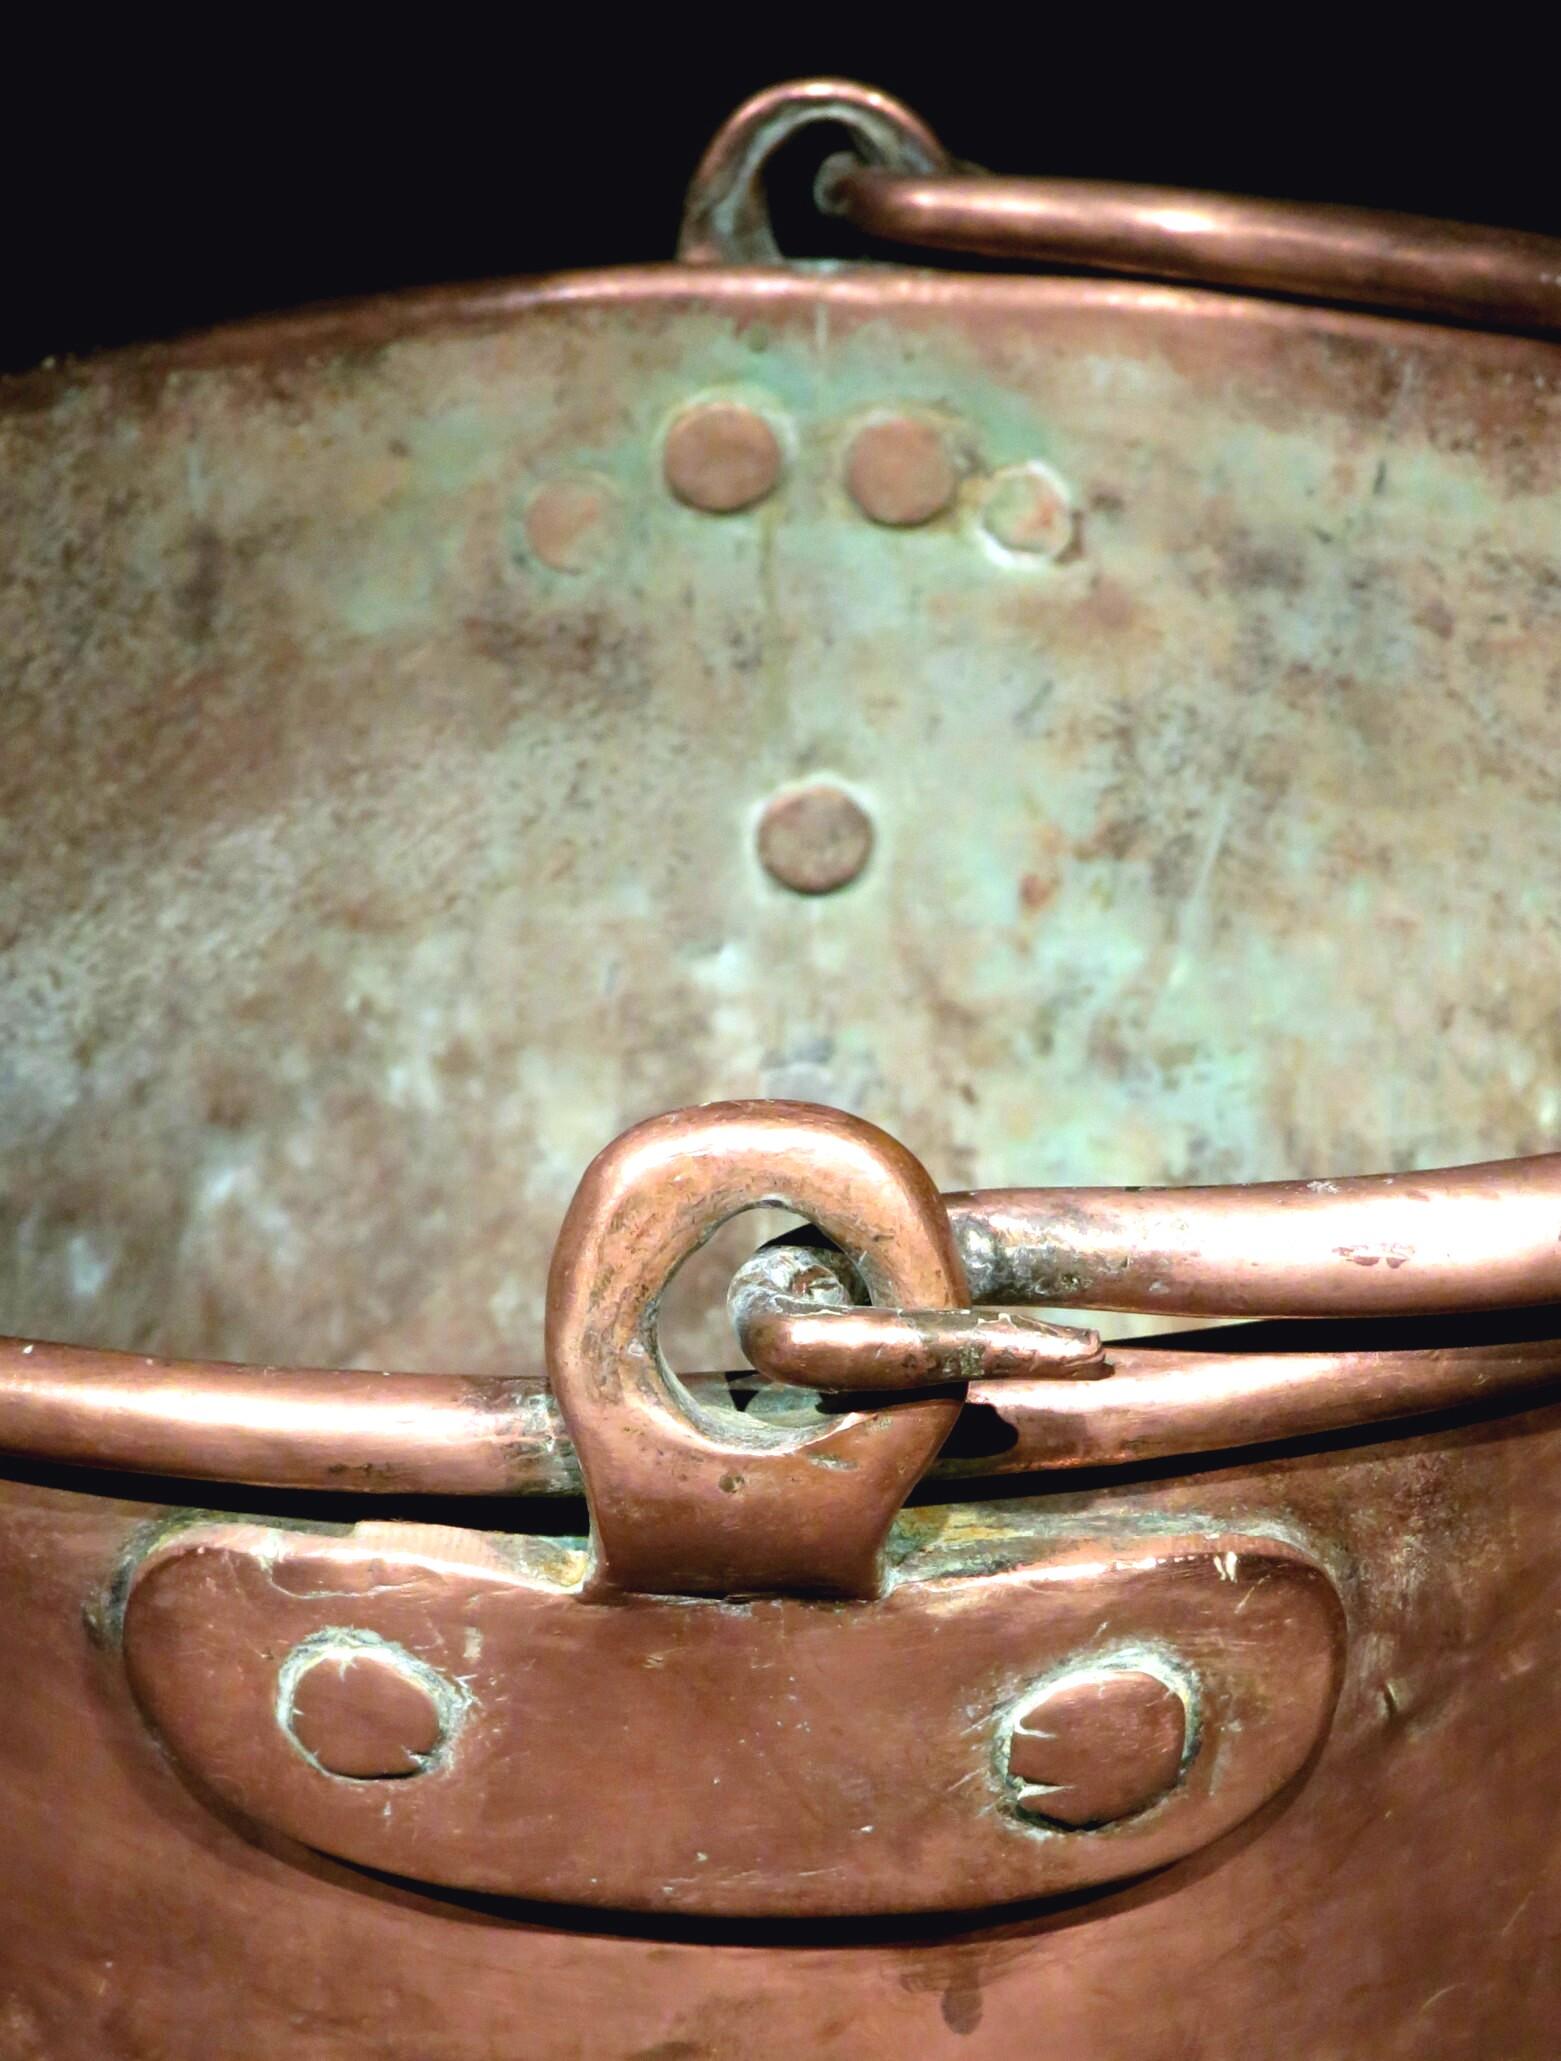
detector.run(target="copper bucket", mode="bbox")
[3,78,1560,2058]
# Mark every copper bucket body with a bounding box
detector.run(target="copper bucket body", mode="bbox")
[2,81,1559,2058]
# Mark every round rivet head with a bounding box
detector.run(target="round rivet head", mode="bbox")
[280,1638,451,1780]
[664,402,782,513]
[1006,1666,1188,1827]
[757,784,874,894]
[980,461,1077,561]
[522,474,620,574]
[845,416,958,527]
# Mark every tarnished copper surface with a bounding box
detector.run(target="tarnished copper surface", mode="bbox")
[662,400,783,513]
[520,472,621,575]
[677,78,949,266]
[953,1327,1561,1474]
[978,460,1077,561]
[123,1518,1341,1915]
[2,69,1561,2059]
[844,414,962,527]
[729,1243,1105,1387]
[8,1141,1561,1492]
[7,272,1561,1373]
[739,1306,1101,1387]
[0,1334,568,1491]
[7,1315,1561,1492]
[283,1636,451,1780]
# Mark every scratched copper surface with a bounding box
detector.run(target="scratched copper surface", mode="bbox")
[3,269,1560,1382]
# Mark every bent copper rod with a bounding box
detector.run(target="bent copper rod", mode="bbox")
[739,1303,1104,1388]
[823,164,1561,338]
[725,1248,1106,1388]
[2,1328,1559,1496]
[945,1153,1561,1317]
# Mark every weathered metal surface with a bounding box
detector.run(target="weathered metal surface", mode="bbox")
[677,78,949,269]
[663,398,784,513]
[282,1631,454,1779]
[4,268,1561,1378]
[104,1102,1350,1922]
[122,1518,1341,1914]
[755,782,875,894]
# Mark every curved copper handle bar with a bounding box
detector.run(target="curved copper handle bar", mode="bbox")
[947,1151,1561,1317]
[5,1150,1561,1494]
[0,1341,574,1495]
[3,1324,1559,1495]
[957,1333,1561,1477]
[822,161,1561,337]
[739,1303,1104,1388]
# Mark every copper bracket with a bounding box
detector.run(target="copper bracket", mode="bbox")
[116,1102,1347,1916]
[122,1519,1342,1916]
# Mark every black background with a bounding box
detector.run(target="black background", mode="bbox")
[4,25,1556,372]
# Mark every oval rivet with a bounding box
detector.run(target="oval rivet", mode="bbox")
[757,785,874,894]
[980,461,1077,561]
[280,1636,452,1781]
[522,474,621,574]
[845,416,958,527]
[1006,1665,1189,1826]
[664,402,782,513]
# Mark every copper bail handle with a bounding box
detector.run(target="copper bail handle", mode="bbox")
[544,1099,968,1599]
[677,75,1561,338]
[6,1123,1561,1504]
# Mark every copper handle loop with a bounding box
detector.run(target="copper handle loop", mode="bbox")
[677,78,950,266]
[544,1100,969,1598]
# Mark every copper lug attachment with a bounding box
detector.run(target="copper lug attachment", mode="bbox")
[728,1244,1104,1390]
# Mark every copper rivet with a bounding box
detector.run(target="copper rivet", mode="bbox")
[756,784,874,894]
[980,461,1076,560]
[1007,1666,1188,1827]
[845,416,958,527]
[663,402,782,513]
[522,474,620,574]
[284,1643,448,1780]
